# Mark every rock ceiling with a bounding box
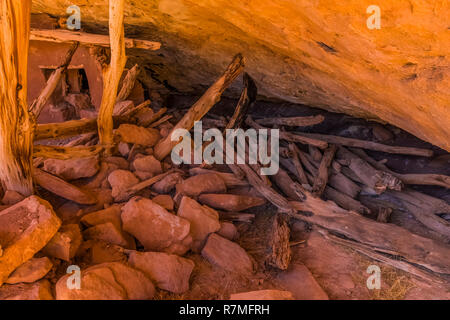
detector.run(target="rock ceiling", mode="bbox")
[31,0,450,151]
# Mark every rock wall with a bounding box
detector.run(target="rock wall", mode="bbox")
[31,0,450,151]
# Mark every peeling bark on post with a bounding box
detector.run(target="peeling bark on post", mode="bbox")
[0,0,34,196]
[97,0,126,155]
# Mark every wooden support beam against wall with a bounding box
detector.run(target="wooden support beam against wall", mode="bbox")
[154,54,245,160]
[0,0,34,196]
[33,145,103,160]
[29,42,79,118]
[30,28,161,51]
[97,0,127,155]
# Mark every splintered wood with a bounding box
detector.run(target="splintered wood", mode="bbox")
[0,0,34,196]
[97,0,127,153]
[154,54,245,160]
[29,42,79,118]
[264,213,291,270]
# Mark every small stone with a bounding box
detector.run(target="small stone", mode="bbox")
[104,156,129,170]
[152,195,174,211]
[217,222,238,241]
[118,142,132,157]
[198,194,265,211]
[276,263,329,300]
[81,205,123,229]
[83,222,136,250]
[108,170,139,200]
[128,251,194,293]
[39,102,76,122]
[79,109,98,119]
[121,197,192,255]
[178,196,220,251]
[0,280,54,300]
[134,170,154,180]
[56,202,83,224]
[133,155,162,176]
[201,233,253,274]
[64,93,92,113]
[78,240,127,265]
[91,188,114,209]
[175,173,227,200]
[1,190,25,205]
[41,224,82,262]
[6,257,53,284]
[85,162,119,189]
[0,196,61,286]
[42,157,99,180]
[230,289,293,300]
[136,108,155,126]
[151,172,183,194]
[55,262,155,300]
[116,124,161,147]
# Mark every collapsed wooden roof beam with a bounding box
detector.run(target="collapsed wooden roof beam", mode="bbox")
[30,28,161,50]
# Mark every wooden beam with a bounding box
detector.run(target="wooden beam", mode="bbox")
[139,107,166,127]
[33,145,103,159]
[33,168,96,205]
[246,116,328,149]
[296,132,433,157]
[97,0,127,154]
[289,196,450,276]
[256,115,324,127]
[226,73,257,130]
[351,148,450,189]
[311,145,337,197]
[29,42,79,118]
[116,64,140,102]
[0,0,34,196]
[34,100,149,140]
[154,54,245,160]
[30,28,161,50]
[288,143,309,185]
[320,229,444,284]
[35,118,97,140]
[114,170,179,202]
[337,147,403,194]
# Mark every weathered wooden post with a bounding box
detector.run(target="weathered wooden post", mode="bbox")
[97,0,126,154]
[0,0,34,196]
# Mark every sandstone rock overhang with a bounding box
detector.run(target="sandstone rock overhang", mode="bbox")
[31,0,450,151]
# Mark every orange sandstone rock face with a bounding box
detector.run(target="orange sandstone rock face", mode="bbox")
[32,1,450,151]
